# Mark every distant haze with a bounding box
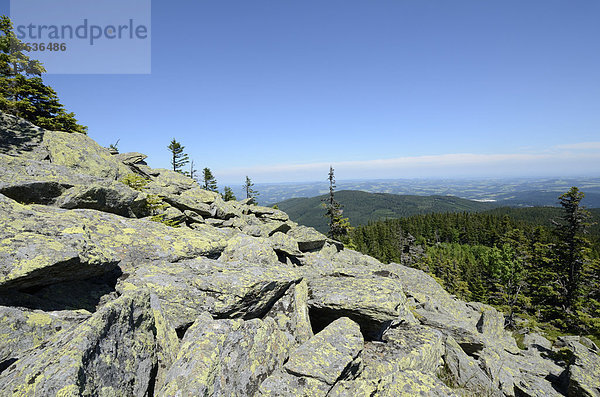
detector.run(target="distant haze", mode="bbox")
[233,177,600,207]
[213,146,600,184]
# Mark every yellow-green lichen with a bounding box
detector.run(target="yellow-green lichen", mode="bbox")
[25,312,52,327]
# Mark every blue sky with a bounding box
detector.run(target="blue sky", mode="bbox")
[3,0,600,184]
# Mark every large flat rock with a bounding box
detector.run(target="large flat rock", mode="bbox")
[117,258,302,329]
[0,194,230,290]
[307,275,409,340]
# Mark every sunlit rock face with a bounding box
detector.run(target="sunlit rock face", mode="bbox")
[0,112,596,396]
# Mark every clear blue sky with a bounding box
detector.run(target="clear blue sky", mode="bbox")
[4,1,600,184]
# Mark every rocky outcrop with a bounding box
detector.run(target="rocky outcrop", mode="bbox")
[0,112,597,396]
[259,317,363,396]
[0,291,170,396]
[558,336,600,397]
[160,313,294,396]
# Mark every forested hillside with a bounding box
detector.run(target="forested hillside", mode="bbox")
[276,190,497,233]
[351,197,600,344]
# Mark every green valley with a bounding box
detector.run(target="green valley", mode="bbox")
[275,190,499,234]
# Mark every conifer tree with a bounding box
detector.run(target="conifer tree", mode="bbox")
[222,186,236,201]
[167,139,189,173]
[243,176,258,201]
[202,167,218,192]
[0,16,86,133]
[323,166,351,240]
[553,187,593,311]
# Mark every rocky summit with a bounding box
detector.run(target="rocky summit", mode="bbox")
[0,111,598,397]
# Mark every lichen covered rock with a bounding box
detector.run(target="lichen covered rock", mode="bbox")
[0,291,163,396]
[117,258,302,329]
[284,317,363,385]
[307,275,409,340]
[42,130,132,180]
[160,313,293,396]
[0,306,89,367]
[564,338,600,397]
[0,194,230,290]
[1,112,596,397]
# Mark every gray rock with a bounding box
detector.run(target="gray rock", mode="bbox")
[0,154,97,202]
[244,205,290,222]
[241,220,291,238]
[42,130,132,180]
[156,205,187,224]
[269,231,303,257]
[160,313,293,396]
[329,370,459,397]
[211,196,243,220]
[144,168,199,196]
[0,193,229,290]
[388,263,519,356]
[0,291,163,396]
[54,181,146,217]
[0,180,68,205]
[0,275,119,312]
[307,275,409,340]
[565,339,600,397]
[478,347,518,396]
[0,112,46,158]
[183,209,204,224]
[444,335,496,395]
[240,197,256,205]
[220,235,280,265]
[288,225,328,252]
[150,293,180,392]
[264,279,314,345]
[0,154,146,217]
[116,257,302,330]
[258,371,331,396]
[205,217,225,226]
[114,152,148,165]
[359,324,444,379]
[522,332,553,351]
[284,317,363,385]
[514,372,565,397]
[0,306,90,366]
[2,112,599,397]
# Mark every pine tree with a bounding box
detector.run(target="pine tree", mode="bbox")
[167,139,189,173]
[243,176,258,201]
[0,16,86,133]
[202,167,218,192]
[553,187,593,311]
[322,166,351,240]
[222,186,236,201]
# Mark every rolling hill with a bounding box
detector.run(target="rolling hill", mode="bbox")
[275,190,498,233]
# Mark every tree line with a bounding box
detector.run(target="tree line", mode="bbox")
[350,187,600,344]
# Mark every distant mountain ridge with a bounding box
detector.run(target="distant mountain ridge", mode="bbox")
[275,190,498,233]
[255,178,600,207]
